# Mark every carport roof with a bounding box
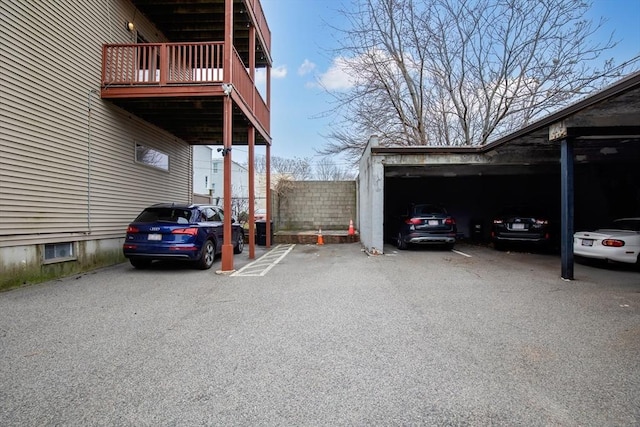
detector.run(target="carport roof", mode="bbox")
[375,71,640,177]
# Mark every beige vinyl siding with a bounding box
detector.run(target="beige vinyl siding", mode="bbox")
[0,0,191,248]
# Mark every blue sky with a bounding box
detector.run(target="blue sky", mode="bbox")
[235,0,640,166]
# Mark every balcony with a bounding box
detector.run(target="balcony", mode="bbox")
[100,0,271,146]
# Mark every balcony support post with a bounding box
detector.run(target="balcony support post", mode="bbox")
[248,126,256,259]
[221,0,235,272]
[221,95,234,272]
[266,143,271,248]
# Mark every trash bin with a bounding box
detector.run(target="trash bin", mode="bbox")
[255,220,273,246]
[470,218,485,242]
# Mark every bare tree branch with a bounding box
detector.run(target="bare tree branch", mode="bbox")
[315,157,357,180]
[319,0,639,161]
[246,155,314,180]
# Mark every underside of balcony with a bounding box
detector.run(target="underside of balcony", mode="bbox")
[105,95,270,146]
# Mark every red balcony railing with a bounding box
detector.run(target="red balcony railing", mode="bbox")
[102,42,225,85]
[102,42,269,133]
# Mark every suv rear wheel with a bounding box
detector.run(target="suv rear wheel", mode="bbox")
[396,232,408,250]
[130,259,152,269]
[197,240,215,270]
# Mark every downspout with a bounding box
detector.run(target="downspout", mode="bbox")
[87,89,98,234]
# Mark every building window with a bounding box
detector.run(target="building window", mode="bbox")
[135,143,169,171]
[44,242,75,262]
[213,162,219,173]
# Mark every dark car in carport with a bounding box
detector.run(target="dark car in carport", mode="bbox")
[393,203,457,250]
[490,206,555,250]
[123,203,244,269]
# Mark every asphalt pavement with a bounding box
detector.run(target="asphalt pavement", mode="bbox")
[1,242,639,426]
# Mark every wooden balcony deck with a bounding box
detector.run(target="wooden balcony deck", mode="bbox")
[101,42,270,144]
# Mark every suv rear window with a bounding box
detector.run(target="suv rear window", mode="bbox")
[135,208,192,223]
[413,204,446,215]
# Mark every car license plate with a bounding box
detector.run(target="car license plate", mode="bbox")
[428,220,439,226]
[511,223,525,230]
[148,233,162,241]
[581,239,593,246]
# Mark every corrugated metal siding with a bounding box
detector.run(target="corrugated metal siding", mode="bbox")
[0,0,191,248]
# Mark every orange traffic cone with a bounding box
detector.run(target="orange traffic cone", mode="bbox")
[317,228,324,245]
[348,219,355,236]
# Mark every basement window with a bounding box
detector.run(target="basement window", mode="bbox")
[43,242,75,263]
[135,143,169,171]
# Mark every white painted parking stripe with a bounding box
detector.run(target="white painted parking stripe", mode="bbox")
[452,249,472,258]
[231,244,296,276]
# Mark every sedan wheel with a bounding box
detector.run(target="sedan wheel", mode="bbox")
[197,240,215,270]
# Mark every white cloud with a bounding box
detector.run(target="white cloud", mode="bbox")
[298,59,316,76]
[317,56,355,91]
[272,65,288,79]
[255,65,287,86]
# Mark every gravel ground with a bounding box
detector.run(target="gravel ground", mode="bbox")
[1,242,638,426]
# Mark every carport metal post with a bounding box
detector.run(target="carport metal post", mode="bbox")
[560,137,574,280]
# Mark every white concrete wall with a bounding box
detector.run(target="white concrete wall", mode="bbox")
[358,136,385,254]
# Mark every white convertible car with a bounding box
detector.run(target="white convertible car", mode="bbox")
[574,218,640,265]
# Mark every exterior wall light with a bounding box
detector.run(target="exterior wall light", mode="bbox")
[221,83,234,95]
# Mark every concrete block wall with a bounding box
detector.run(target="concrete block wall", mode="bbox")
[274,181,356,231]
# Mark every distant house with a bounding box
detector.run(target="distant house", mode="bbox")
[0,0,272,288]
[193,146,214,203]
[210,158,250,218]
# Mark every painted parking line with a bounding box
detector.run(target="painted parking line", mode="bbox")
[452,249,472,258]
[383,247,472,258]
[231,244,296,276]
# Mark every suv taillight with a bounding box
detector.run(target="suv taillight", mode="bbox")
[172,228,198,236]
[126,226,139,233]
[444,218,456,225]
[405,218,422,225]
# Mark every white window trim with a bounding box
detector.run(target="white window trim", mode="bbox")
[135,142,170,172]
[42,242,77,264]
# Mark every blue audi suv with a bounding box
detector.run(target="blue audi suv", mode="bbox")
[123,203,244,269]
